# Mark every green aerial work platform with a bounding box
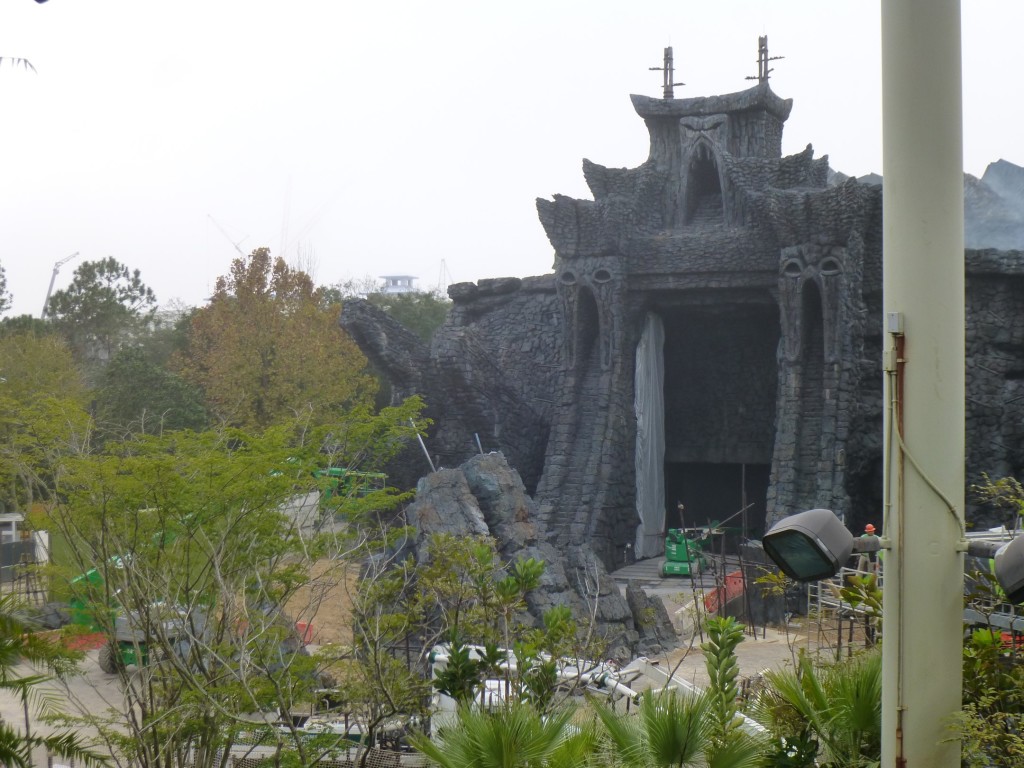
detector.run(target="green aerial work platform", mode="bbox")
[661,528,709,577]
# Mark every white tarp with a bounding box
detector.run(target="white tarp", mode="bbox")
[634,313,666,558]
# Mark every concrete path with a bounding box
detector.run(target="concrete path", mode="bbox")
[0,648,126,766]
[610,556,828,690]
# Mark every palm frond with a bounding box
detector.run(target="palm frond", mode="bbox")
[409,702,578,768]
[758,650,882,768]
[0,57,37,73]
[705,731,771,768]
[595,688,717,768]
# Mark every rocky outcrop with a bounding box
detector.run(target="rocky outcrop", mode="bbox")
[966,160,1024,251]
[624,582,677,656]
[405,452,676,659]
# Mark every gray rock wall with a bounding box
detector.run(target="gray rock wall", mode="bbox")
[341,82,1024,619]
[405,453,671,658]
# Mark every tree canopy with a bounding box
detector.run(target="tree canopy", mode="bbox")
[0,261,10,315]
[0,594,109,768]
[0,331,89,512]
[328,278,452,343]
[93,347,208,438]
[176,248,376,430]
[364,290,451,342]
[45,257,157,371]
[44,401,423,768]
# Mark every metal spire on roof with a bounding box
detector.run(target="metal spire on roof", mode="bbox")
[745,35,784,84]
[649,46,684,99]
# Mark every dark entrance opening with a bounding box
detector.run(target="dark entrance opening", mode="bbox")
[664,462,771,540]
[660,299,780,546]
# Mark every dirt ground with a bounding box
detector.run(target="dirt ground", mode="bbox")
[283,557,358,646]
[658,612,876,692]
[0,560,874,767]
[281,553,871,683]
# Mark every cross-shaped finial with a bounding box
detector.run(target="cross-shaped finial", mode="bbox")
[745,35,784,84]
[649,46,685,99]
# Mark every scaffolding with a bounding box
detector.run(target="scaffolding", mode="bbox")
[805,565,882,657]
[806,529,1024,652]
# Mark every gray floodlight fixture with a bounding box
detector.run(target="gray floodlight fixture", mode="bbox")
[962,535,1024,604]
[994,535,1024,604]
[762,508,855,582]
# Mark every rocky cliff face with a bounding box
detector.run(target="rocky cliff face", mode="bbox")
[341,78,1024,641]
[966,159,1024,251]
[834,159,1024,251]
[405,452,677,659]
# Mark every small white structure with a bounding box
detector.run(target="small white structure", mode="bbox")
[379,275,418,294]
[0,512,24,544]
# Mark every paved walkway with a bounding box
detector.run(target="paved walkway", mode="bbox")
[609,556,832,690]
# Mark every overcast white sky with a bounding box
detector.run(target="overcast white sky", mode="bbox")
[1,1,1021,318]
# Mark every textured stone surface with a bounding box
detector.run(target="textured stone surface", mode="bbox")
[966,160,1024,250]
[342,80,1024,617]
[404,453,669,657]
[625,581,678,655]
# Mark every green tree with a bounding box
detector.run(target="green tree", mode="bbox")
[140,301,195,367]
[944,474,1024,765]
[323,533,566,760]
[93,347,207,438]
[0,330,85,405]
[329,279,452,343]
[0,315,52,337]
[0,261,11,315]
[45,257,157,373]
[408,702,596,768]
[971,472,1024,528]
[365,291,451,342]
[0,593,108,768]
[947,623,1024,767]
[176,248,376,430]
[45,401,423,768]
[0,331,89,512]
[596,687,716,768]
[702,616,747,751]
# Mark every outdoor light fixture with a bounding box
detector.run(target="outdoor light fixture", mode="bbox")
[994,536,1024,603]
[964,534,1024,604]
[763,508,1024,604]
[761,508,861,582]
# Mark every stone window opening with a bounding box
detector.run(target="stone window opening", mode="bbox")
[573,287,600,368]
[685,142,724,225]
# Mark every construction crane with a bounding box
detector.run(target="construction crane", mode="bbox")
[41,251,80,318]
[436,259,454,295]
[207,215,247,256]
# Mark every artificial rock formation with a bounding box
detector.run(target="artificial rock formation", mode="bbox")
[405,452,653,659]
[342,80,1024,588]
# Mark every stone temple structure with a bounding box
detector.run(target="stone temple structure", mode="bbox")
[341,79,1024,583]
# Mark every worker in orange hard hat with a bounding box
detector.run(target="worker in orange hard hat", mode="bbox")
[858,523,881,573]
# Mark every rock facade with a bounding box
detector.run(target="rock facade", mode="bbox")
[342,81,1024,584]
[405,453,664,659]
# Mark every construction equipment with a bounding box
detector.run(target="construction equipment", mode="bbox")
[96,604,200,674]
[40,251,79,318]
[207,214,247,256]
[313,467,387,526]
[661,528,710,577]
[66,559,198,673]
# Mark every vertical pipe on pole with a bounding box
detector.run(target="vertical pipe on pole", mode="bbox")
[881,1,964,766]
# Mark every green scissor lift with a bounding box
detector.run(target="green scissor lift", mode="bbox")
[661,528,709,577]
